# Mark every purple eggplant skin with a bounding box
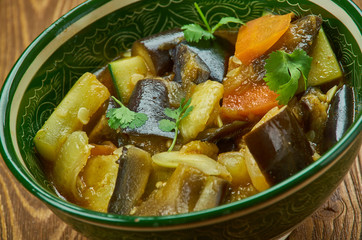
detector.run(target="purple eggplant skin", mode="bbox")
[107,146,153,215]
[133,165,207,216]
[132,29,184,76]
[183,36,234,83]
[193,176,229,211]
[196,121,250,153]
[197,121,249,142]
[87,97,129,147]
[171,42,210,85]
[322,85,355,152]
[244,107,314,185]
[124,79,175,139]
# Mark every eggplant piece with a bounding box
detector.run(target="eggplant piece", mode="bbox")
[108,56,149,104]
[243,106,314,185]
[142,163,174,200]
[124,79,175,139]
[244,144,271,192]
[107,146,152,215]
[171,42,210,85]
[164,80,188,108]
[196,121,250,153]
[89,97,128,146]
[269,15,323,54]
[127,135,170,155]
[299,87,329,144]
[183,37,234,83]
[193,176,228,211]
[197,121,249,142]
[133,165,207,216]
[322,85,355,152]
[131,29,184,76]
[214,29,239,45]
[88,115,123,145]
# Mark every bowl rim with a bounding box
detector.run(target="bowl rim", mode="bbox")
[0,0,361,229]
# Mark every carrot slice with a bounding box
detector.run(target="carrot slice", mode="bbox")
[221,82,280,121]
[235,13,294,65]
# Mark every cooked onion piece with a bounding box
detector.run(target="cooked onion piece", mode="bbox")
[152,151,231,182]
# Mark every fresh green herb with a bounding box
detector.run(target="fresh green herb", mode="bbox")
[181,2,244,43]
[264,49,313,105]
[159,98,194,152]
[106,96,148,130]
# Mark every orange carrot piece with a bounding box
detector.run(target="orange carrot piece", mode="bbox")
[235,13,294,65]
[221,82,280,121]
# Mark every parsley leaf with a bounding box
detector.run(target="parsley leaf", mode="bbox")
[181,3,244,43]
[158,98,194,151]
[264,49,313,105]
[106,96,148,130]
[182,24,214,42]
[158,119,176,132]
[211,17,244,33]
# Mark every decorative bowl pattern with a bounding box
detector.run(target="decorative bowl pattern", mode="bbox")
[0,0,361,239]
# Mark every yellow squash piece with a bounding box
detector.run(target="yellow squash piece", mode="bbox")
[308,28,343,86]
[179,80,224,141]
[79,153,120,212]
[54,131,92,200]
[34,72,110,162]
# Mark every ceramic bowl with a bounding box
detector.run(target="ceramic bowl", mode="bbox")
[0,0,361,239]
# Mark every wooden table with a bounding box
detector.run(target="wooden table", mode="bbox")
[0,0,361,239]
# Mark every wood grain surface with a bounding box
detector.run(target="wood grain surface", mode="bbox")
[0,0,361,239]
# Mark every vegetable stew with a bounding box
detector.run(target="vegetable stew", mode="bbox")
[33,8,355,216]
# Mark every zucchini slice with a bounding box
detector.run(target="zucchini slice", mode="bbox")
[108,56,149,104]
[308,28,343,86]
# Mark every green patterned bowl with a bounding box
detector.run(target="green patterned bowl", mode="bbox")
[0,0,361,239]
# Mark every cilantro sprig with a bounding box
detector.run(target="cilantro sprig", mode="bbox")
[181,2,244,42]
[158,98,194,152]
[264,49,313,105]
[106,96,148,130]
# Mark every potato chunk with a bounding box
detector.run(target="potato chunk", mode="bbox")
[179,80,224,141]
[218,151,250,187]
